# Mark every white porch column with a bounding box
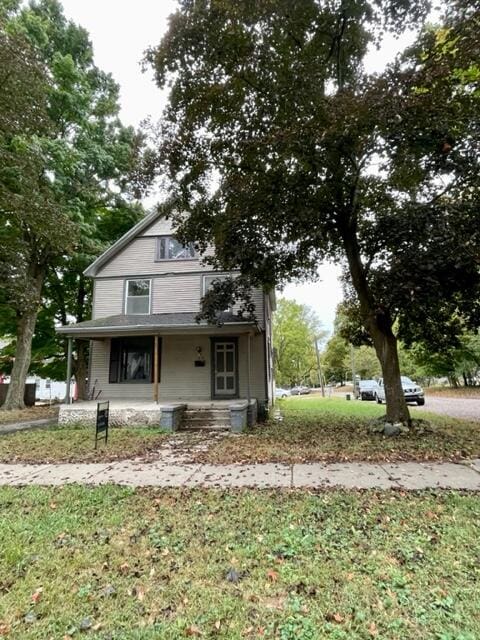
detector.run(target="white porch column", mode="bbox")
[153,335,159,404]
[246,332,252,403]
[66,337,73,405]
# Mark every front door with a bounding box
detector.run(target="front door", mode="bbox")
[213,340,237,397]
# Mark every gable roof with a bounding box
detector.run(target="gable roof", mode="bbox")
[84,210,163,278]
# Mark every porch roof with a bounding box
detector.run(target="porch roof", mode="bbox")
[56,312,258,338]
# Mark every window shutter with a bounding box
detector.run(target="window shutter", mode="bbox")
[109,338,121,383]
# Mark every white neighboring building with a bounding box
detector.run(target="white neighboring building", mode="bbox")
[0,375,74,403]
[30,376,75,402]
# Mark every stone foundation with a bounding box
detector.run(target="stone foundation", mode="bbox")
[59,404,162,427]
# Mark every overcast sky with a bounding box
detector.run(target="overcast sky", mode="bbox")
[59,0,420,335]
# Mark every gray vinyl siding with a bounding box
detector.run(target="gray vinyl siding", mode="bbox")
[89,333,266,402]
[92,273,266,327]
[95,237,210,277]
[140,217,174,236]
[93,279,124,319]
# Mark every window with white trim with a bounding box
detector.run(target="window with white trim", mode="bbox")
[125,279,151,314]
[156,236,196,260]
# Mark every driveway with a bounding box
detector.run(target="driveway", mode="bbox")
[413,396,480,421]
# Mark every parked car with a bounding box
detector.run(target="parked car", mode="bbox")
[275,387,291,399]
[355,379,379,401]
[290,385,311,396]
[375,376,425,405]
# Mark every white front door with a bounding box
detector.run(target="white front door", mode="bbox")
[214,341,237,396]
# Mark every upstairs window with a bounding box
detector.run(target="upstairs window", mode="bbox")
[203,274,233,312]
[156,236,196,260]
[125,279,151,314]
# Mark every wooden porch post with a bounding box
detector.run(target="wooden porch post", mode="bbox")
[247,332,252,404]
[153,335,159,403]
[66,337,73,405]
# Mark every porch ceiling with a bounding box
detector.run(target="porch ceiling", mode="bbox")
[56,312,258,338]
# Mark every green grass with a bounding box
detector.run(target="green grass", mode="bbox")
[196,396,480,464]
[0,425,168,463]
[0,486,479,639]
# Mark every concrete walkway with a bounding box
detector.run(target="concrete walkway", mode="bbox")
[1,459,480,489]
[0,418,57,435]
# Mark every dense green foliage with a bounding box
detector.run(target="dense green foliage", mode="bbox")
[272,298,325,387]
[0,0,145,403]
[147,0,480,423]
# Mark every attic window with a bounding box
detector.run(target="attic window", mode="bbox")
[156,236,196,260]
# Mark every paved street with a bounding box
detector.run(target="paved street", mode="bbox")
[414,396,480,421]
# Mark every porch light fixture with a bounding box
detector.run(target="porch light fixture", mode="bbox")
[194,346,205,367]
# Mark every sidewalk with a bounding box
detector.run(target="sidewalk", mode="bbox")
[1,458,480,489]
[0,418,57,435]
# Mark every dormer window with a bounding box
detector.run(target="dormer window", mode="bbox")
[125,279,151,314]
[156,236,196,261]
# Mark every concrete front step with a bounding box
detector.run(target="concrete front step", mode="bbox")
[184,409,230,417]
[185,415,230,424]
[181,423,230,431]
[182,405,232,430]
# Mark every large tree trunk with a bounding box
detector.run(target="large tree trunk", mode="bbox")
[74,339,89,400]
[2,263,45,411]
[2,310,39,410]
[368,318,410,423]
[341,227,411,424]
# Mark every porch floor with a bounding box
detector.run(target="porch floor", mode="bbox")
[60,399,247,411]
[58,398,256,429]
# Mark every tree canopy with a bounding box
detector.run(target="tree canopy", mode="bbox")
[0,0,145,406]
[147,0,480,424]
[273,298,325,387]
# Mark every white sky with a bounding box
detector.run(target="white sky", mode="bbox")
[59,0,421,334]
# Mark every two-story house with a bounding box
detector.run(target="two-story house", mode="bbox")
[57,211,275,428]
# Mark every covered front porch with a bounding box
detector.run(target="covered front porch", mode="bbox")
[56,312,267,427]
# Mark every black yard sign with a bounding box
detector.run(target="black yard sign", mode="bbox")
[95,401,109,449]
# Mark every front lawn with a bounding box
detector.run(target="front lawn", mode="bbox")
[196,397,480,464]
[0,486,479,639]
[425,386,480,399]
[0,425,168,464]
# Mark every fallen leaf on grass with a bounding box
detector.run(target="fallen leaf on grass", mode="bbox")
[369,622,378,636]
[258,595,286,611]
[132,585,146,601]
[266,569,279,582]
[31,588,43,604]
[326,612,344,623]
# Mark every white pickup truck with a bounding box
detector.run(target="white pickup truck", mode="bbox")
[375,376,425,406]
